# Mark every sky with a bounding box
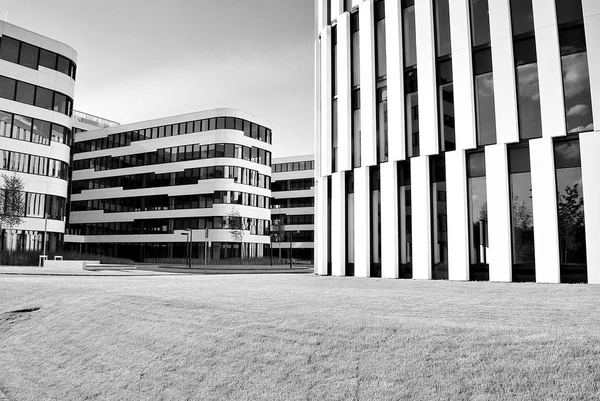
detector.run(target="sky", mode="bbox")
[0,0,315,157]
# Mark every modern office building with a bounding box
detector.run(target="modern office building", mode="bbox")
[315,0,600,283]
[271,155,315,261]
[64,109,273,262]
[0,21,76,252]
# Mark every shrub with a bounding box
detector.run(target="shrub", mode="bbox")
[0,250,134,266]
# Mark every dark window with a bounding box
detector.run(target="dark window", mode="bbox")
[375,0,387,78]
[351,11,361,86]
[53,92,67,114]
[32,119,51,145]
[15,81,35,104]
[0,36,19,63]
[405,70,419,157]
[434,0,452,57]
[510,0,535,36]
[56,55,69,75]
[469,0,491,47]
[376,86,388,162]
[0,110,12,138]
[438,59,455,151]
[467,152,488,280]
[39,49,57,70]
[33,86,53,110]
[225,117,235,129]
[12,114,32,141]
[555,0,583,26]
[216,117,226,130]
[430,156,447,279]
[19,42,39,69]
[0,76,15,100]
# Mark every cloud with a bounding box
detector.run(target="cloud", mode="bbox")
[563,53,591,99]
[567,104,590,117]
[568,123,594,133]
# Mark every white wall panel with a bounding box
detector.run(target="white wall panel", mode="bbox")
[314,38,322,179]
[354,166,371,277]
[485,144,512,282]
[579,132,600,284]
[583,13,600,128]
[337,13,353,171]
[532,3,566,138]
[359,0,377,167]
[530,138,560,283]
[490,36,519,144]
[415,0,438,156]
[446,150,470,281]
[380,162,399,278]
[320,27,333,177]
[583,0,600,17]
[331,0,344,21]
[385,0,406,161]
[331,172,346,276]
[410,156,431,279]
[315,178,328,275]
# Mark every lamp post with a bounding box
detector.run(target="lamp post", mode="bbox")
[181,229,192,269]
[275,204,282,260]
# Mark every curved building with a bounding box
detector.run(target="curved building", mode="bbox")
[65,109,273,262]
[315,0,600,283]
[0,22,76,251]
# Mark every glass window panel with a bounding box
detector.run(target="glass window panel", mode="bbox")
[0,111,12,138]
[469,0,491,47]
[405,89,419,157]
[430,157,448,279]
[513,37,537,66]
[39,49,57,70]
[193,120,201,132]
[0,36,19,63]
[375,1,387,78]
[19,42,39,69]
[0,76,16,100]
[510,0,535,36]
[473,48,493,75]
[15,81,35,104]
[559,25,587,56]
[516,63,542,139]
[56,55,69,74]
[225,117,235,129]
[32,119,51,145]
[12,114,32,141]
[216,117,226,129]
[468,175,488,270]
[403,5,417,67]
[235,118,243,131]
[555,0,583,26]
[561,52,593,133]
[209,118,216,130]
[201,119,209,131]
[376,87,388,162]
[53,92,67,114]
[475,73,496,146]
[434,0,452,57]
[351,12,361,87]
[186,121,193,134]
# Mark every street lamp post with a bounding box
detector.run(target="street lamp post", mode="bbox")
[181,229,192,269]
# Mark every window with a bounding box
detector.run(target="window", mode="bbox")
[53,93,67,114]
[0,36,19,63]
[554,139,587,283]
[405,70,419,157]
[508,145,535,282]
[402,0,417,67]
[32,119,51,145]
[467,152,488,280]
[375,1,387,78]
[34,87,53,110]
[397,162,412,277]
[56,56,69,75]
[469,0,491,47]
[351,11,360,87]
[437,60,455,151]
[15,81,35,104]
[0,76,15,100]
[434,0,452,57]
[510,0,534,36]
[376,87,388,162]
[473,49,496,146]
[12,114,32,142]
[19,42,39,69]
[0,111,12,138]
[39,49,57,70]
[430,156,447,279]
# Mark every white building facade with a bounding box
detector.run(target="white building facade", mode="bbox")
[271,155,315,261]
[65,109,273,262]
[315,0,600,283]
[0,22,76,252]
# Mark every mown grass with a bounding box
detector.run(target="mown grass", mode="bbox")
[0,275,599,400]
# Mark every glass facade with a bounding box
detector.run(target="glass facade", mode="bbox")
[397,161,412,278]
[467,152,488,280]
[0,75,73,117]
[430,156,448,280]
[0,36,77,79]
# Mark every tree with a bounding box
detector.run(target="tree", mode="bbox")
[271,213,286,259]
[0,174,25,250]
[557,184,585,264]
[226,207,247,258]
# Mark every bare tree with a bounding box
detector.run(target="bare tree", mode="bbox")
[557,184,585,264]
[226,207,247,258]
[0,174,25,250]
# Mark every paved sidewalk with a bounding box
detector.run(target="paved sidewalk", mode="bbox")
[0,265,178,277]
[140,264,314,275]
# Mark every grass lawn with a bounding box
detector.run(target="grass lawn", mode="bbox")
[0,274,599,400]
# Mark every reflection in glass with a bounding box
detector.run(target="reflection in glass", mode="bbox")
[375,1,387,79]
[438,60,454,151]
[508,146,535,282]
[555,0,583,26]
[346,171,355,276]
[516,63,542,139]
[467,152,488,280]
[376,87,388,163]
[475,73,496,146]
[434,0,452,57]
[352,89,361,168]
[554,139,587,283]
[469,0,491,47]
[430,157,447,280]
[510,0,535,36]
[403,5,416,67]
[561,52,593,133]
[405,70,419,157]
[351,12,360,87]
[398,162,412,278]
[332,98,338,171]
[370,168,381,277]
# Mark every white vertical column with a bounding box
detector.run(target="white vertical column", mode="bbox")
[532,0,567,138]
[315,36,322,180]
[583,3,600,128]
[385,0,406,162]
[411,156,431,279]
[331,172,346,276]
[338,12,353,172]
[331,0,344,21]
[320,26,333,177]
[449,0,477,151]
[354,166,371,277]
[317,0,327,33]
[580,132,600,284]
[446,150,470,281]
[359,0,377,167]
[380,162,399,278]
[314,178,326,275]
[415,0,438,156]
[485,144,512,282]
[489,0,519,145]
[530,138,560,283]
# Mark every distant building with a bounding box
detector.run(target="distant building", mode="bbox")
[65,109,273,262]
[271,155,315,261]
[315,0,600,283]
[0,22,76,252]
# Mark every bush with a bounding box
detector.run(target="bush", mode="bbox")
[144,256,289,266]
[0,250,134,266]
